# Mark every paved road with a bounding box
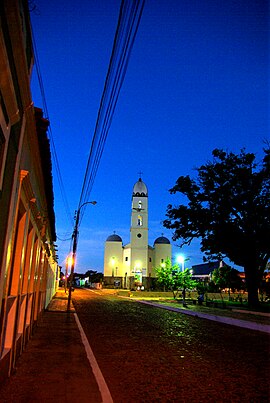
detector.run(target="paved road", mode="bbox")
[73,289,270,403]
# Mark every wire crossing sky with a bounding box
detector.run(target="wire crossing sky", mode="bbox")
[30,0,268,272]
[78,0,145,224]
[31,20,74,228]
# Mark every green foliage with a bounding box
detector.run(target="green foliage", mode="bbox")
[176,268,198,291]
[155,259,177,291]
[207,281,220,293]
[155,258,197,299]
[211,265,244,294]
[164,147,270,306]
[196,281,211,294]
[85,270,103,283]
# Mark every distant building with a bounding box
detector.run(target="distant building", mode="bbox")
[191,261,225,282]
[103,177,171,289]
[0,0,58,381]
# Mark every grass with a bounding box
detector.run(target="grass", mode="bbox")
[115,289,270,313]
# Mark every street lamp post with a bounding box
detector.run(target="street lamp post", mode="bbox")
[64,259,68,294]
[67,200,97,311]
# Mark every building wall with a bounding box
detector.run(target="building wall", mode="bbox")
[130,195,149,276]
[153,243,172,274]
[123,244,131,276]
[104,241,123,277]
[103,242,172,288]
[0,0,58,381]
[148,246,154,276]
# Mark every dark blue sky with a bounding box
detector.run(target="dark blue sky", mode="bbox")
[30,0,268,272]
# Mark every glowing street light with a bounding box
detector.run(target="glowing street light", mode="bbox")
[176,255,185,272]
[66,255,74,267]
[67,200,97,311]
[135,261,142,270]
[64,254,74,293]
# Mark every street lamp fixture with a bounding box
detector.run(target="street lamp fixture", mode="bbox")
[67,200,97,311]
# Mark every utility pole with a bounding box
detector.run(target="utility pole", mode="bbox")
[67,201,97,311]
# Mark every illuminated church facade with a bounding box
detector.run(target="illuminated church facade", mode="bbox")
[103,177,171,289]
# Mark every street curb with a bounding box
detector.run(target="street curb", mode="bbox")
[138,300,270,334]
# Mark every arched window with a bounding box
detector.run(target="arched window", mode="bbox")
[137,215,143,226]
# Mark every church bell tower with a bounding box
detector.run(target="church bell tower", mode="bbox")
[130,177,148,282]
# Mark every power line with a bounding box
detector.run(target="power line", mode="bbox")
[78,0,145,225]
[31,22,74,229]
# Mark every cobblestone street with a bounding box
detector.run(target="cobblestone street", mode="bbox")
[73,289,270,402]
[1,288,269,402]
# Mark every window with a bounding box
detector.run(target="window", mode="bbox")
[137,233,142,238]
[125,257,128,261]
[161,258,164,263]
[137,215,143,226]
[149,257,152,262]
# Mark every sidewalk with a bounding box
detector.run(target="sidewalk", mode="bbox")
[118,293,270,333]
[138,300,270,334]
[0,289,102,403]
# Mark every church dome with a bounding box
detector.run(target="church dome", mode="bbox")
[106,234,122,242]
[133,177,148,197]
[154,236,170,245]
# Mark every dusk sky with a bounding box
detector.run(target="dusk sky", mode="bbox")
[30,0,268,273]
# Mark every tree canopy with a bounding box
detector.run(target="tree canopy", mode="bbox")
[155,258,197,300]
[211,264,244,296]
[85,270,104,283]
[164,148,270,306]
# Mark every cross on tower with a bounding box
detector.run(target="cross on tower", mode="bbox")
[138,171,143,179]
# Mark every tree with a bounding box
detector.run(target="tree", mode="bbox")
[85,270,103,284]
[177,268,198,306]
[211,264,244,297]
[155,259,179,297]
[155,258,197,303]
[164,148,270,307]
[258,265,270,302]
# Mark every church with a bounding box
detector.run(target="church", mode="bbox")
[103,177,172,289]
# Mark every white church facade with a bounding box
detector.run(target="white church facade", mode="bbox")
[103,177,172,289]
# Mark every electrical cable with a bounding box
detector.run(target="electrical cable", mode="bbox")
[85,0,143,201]
[31,0,145,251]
[77,0,127,210]
[56,235,73,242]
[79,1,135,208]
[78,0,145,226]
[31,22,74,229]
